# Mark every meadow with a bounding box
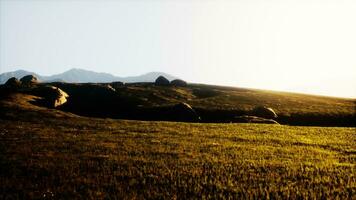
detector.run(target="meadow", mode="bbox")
[0,94,355,199]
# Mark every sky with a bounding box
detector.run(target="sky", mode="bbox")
[1,0,355,98]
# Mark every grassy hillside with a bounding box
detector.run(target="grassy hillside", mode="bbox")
[47,82,356,126]
[0,94,355,199]
[116,83,355,113]
[48,82,355,115]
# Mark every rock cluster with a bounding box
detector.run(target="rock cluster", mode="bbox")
[155,76,188,87]
[4,77,21,89]
[20,75,38,86]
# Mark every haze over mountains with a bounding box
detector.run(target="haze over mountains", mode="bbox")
[0,68,178,84]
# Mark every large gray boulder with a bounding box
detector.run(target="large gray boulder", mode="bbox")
[251,106,278,119]
[171,79,187,87]
[155,76,170,86]
[20,75,38,86]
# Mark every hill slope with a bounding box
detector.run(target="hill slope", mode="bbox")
[1,78,354,126]
[46,82,355,126]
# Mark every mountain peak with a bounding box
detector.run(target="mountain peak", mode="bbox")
[67,68,81,72]
[64,68,91,74]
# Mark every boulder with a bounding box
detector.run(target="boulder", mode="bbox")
[45,83,128,116]
[233,115,279,124]
[170,102,200,122]
[4,77,21,89]
[251,106,278,119]
[20,75,38,86]
[33,86,69,108]
[171,79,188,87]
[155,76,170,86]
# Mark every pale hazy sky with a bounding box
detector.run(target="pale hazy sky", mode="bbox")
[1,0,355,98]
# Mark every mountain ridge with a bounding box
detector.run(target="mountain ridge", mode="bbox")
[0,68,178,84]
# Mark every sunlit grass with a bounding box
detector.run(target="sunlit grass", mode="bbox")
[0,112,355,199]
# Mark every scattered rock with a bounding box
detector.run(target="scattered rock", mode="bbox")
[251,106,278,119]
[171,79,187,87]
[155,76,170,86]
[20,75,38,86]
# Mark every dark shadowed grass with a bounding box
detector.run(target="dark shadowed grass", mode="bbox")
[50,82,355,117]
[43,82,356,126]
[0,94,355,199]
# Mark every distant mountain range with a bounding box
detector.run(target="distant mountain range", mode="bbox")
[0,68,178,84]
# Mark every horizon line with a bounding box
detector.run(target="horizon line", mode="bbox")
[1,67,355,99]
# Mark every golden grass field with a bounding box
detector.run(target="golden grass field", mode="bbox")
[0,93,355,199]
